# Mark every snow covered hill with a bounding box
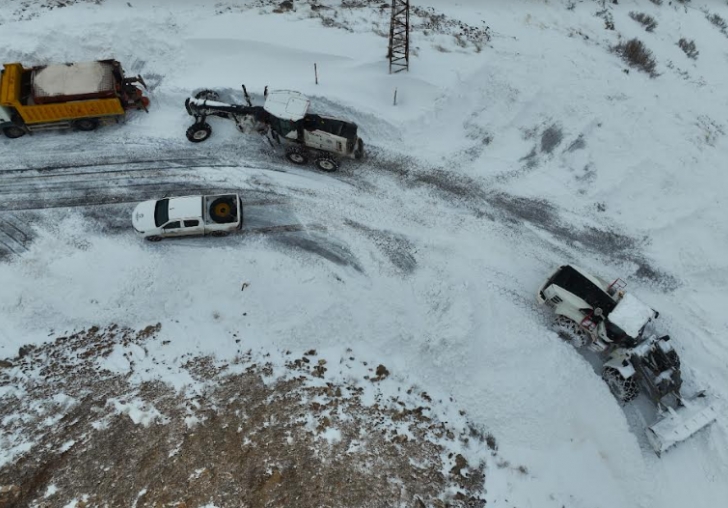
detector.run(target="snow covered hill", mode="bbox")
[1,0,727,507]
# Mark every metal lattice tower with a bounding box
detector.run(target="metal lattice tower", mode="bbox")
[388,0,410,73]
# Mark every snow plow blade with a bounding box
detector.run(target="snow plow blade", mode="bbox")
[646,397,717,455]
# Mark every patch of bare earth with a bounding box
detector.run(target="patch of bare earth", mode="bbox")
[0,326,493,508]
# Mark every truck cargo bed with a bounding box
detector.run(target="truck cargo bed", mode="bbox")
[31,61,117,105]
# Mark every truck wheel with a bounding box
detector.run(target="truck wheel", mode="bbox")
[354,138,364,160]
[554,315,588,348]
[194,90,220,101]
[315,156,339,172]
[145,236,162,242]
[73,119,99,131]
[209,196,237,223]
[602,367,639,403]
[285,148,308,165]
[2,126,27,139]
[186,122,212,143]
[210,231,230,238]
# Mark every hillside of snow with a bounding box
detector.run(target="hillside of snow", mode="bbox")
[1,0,727,507]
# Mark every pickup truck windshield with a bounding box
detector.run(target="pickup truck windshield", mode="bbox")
[154,199,169,227]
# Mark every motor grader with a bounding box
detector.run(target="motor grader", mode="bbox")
[184,86,364,172]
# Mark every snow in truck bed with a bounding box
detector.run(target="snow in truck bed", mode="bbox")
[31,61,116,98]
[608,293,656,339]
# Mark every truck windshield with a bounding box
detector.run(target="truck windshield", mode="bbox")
[154,199,169,227]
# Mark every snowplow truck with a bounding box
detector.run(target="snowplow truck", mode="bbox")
[537,264,717,455]
[0,60,149,138]
[184,87,364,172]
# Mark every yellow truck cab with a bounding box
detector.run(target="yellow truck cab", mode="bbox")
[0,59,149,138]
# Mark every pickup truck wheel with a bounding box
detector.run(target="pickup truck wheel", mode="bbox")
[194,89,220,101]
[285,148,308,165]
[145,236,162,242]
[2,126,27,139]
[186,122,212,143]
[315,156,339,172]
[73,119,99,132]
[210,231,230,237]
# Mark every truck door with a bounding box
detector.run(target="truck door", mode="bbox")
[161,221,184,237]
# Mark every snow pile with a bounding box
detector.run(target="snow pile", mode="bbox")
[1,0,728,507]
[32,61,115,97]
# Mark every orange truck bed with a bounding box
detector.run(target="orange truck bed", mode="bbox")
[1,63,125,124]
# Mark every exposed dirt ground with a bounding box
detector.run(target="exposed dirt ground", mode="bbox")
[0,325,501,508]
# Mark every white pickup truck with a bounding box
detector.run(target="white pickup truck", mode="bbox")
[132,193,242,241]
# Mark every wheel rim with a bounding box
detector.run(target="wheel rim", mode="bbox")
[289,153,305,163]
[319,159,335,171]
[214,203,231,217]
[193,129,208,140]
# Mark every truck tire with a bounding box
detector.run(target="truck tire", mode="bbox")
[209,196,237,223]
[73,118,99,132]
[194,90,220,101]
[186,122,212,143]
[354,138,364,160]
[145,235,162,242]
[602,367,639,403]
[553,315,588,348]
[285,147,308,165]
[315,156,339,172]
[2,126,27,139]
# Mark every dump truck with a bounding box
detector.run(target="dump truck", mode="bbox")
[0,59,149,138]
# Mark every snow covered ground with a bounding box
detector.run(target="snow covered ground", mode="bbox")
[1,0,728,507]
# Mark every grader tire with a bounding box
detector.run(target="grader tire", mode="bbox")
[285,148,308,165]
[194,90,220,101]
[315,156,339,173]
[186,122,212,143]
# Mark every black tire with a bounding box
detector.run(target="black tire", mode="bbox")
[354,138,364,160]
[602,367,639,403]
[285,147,308,165]
[315,156,339,172]
[665,350,681,370]
[145,235,162,242]
[2,126,26,139]
[210,231,230,238]
[186,122,212,143]
[209,196,237,223]
[194,89,220,101]
[73,118,99,132]
[554,315,588,348]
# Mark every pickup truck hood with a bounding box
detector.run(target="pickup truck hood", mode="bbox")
[132,200,158,233]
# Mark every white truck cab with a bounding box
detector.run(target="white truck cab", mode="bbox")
[132,193,242,241]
